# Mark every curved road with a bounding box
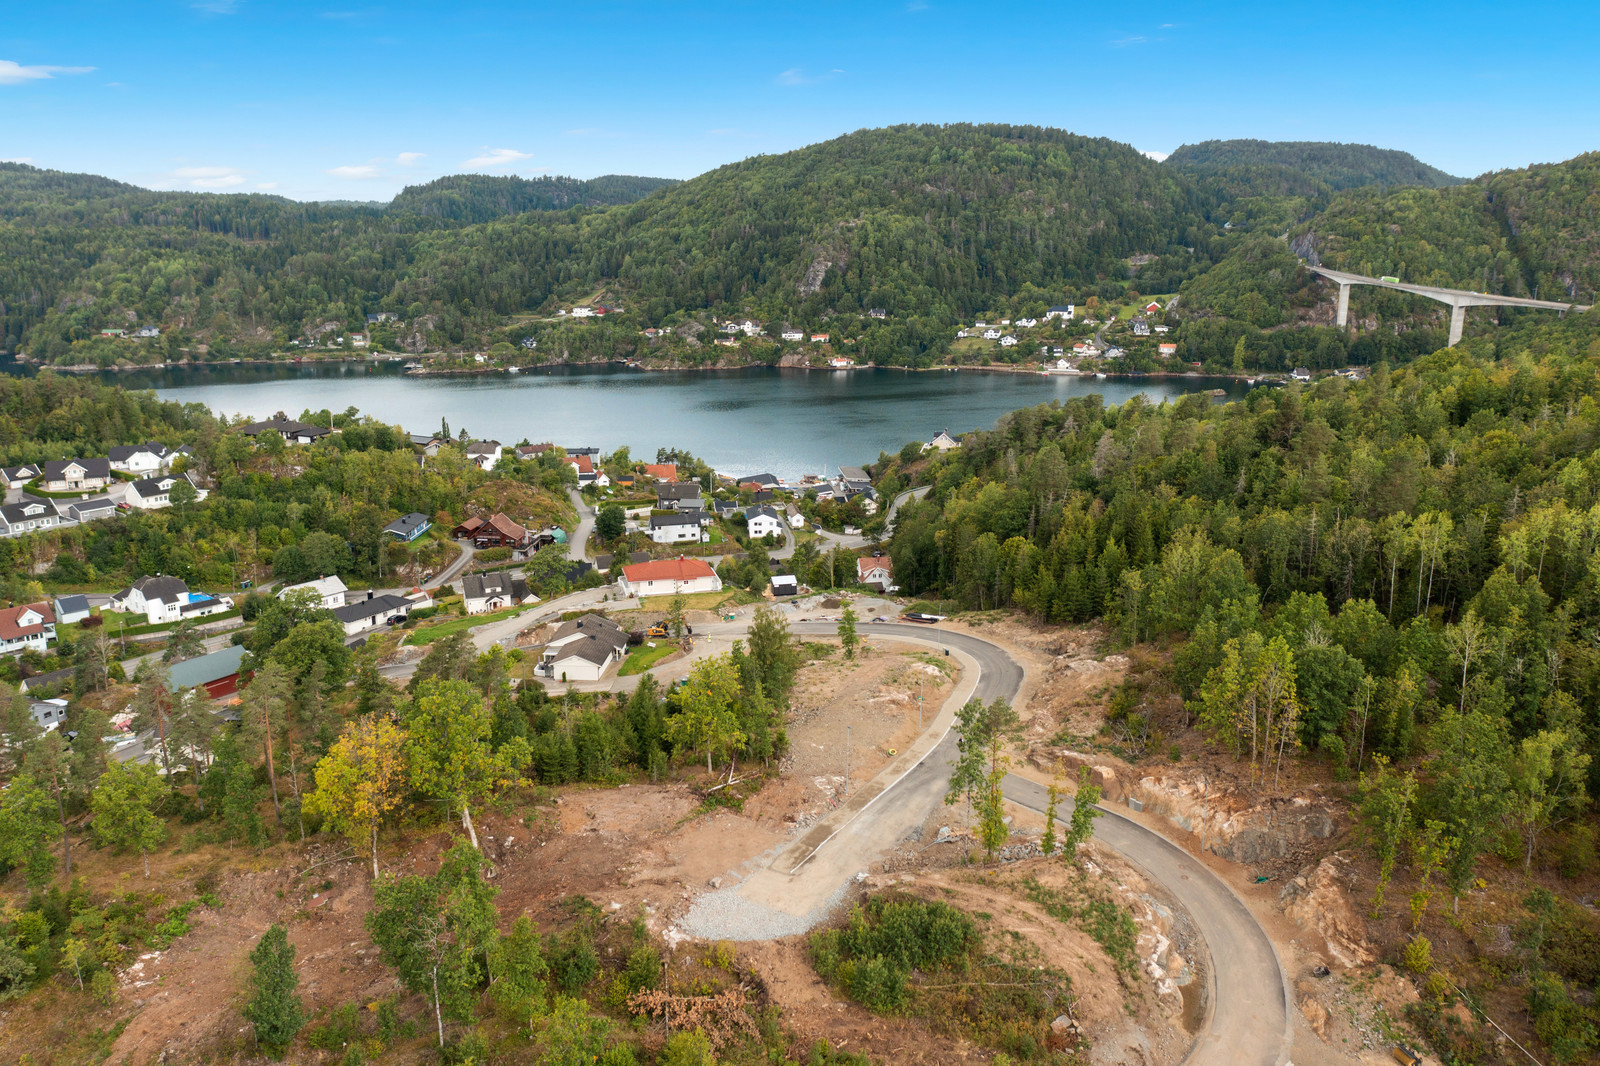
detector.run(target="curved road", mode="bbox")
[787,622,1290,1066]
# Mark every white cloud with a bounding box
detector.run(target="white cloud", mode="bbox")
[171,165,247,190]
[1111,35,1147,47]
[1142,149,1169,162]
[396,151,425,165]
[0,59,95,85]
[461,147,532,168]
[328,164,382,179]
[776,67,842,86]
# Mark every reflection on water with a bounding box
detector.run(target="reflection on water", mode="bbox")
[94,361,1246,479]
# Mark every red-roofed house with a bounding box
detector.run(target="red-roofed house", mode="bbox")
[856,555,894,592]
[618,558,722,598]
[642,463,678,482]
[562,453,611,488]
[0,601,56,655]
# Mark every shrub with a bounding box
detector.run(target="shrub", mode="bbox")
[1402,935,1433,974]
[549,926,599,993]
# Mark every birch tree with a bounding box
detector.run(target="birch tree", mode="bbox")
[307,714,407,878]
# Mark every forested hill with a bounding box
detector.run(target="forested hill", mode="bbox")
[386,173,678,222]
[1166,138,1465,192]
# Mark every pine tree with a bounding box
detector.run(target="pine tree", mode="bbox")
[243,923,305,1055]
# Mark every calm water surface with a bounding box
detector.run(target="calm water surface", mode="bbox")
[109,362,1246,480]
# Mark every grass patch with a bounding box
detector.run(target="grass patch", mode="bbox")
[1019,876,1140,984]
[618,641,678,676]
[634,589,744,610]
[403,604,532,646]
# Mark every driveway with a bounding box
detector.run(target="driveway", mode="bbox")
[566,487,595,561]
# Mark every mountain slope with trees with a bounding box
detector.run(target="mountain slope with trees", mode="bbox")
[1167,138,1464,193]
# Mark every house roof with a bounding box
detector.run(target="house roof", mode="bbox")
[483,513,530,542]
[642,463,678,482]
[656,482,702,501]
[516,443,558,456]
[650,512,701,529]
[384,512,430,536]
[1,464,40,481]
[747,505,782,524]
[19,666,74,694]
[121,575,190,605]
[169,645,249,690]
[462,572,528,601]
[332,594,412,624]
[0,602,54,641]
[108,442,170,462]
[564,453,594,474]
[43,457,111,481]
[622,558,717,584]
[737,472,781,488]
[131,474,192,498]
[235,418,332,439]
[54,594,90,616]
[408,433,440,447]
[0,499,59,525]
[857,556,893,580]
[66,500,117,521]
[465,439,501,456]
[838,466,869,482]
[279,575,347,601]
[547,614,628,665]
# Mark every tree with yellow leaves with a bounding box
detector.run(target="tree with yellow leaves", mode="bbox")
[307,714,406,878]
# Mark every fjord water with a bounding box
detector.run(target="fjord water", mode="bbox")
[115,362,1246,479]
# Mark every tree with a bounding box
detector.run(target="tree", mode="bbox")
[308,715,408,878]
[976,732,1010,861]
[27,730,76,876]
[367,842,499,1047]
[1427,708,1512,910]
[524,544,573,597]
[1041,764,1062,856]
[242,924,305,1055]
[1358,755,1416,916]
[1063,766,1104,862]
[667,655,745,773]
[838,604,860,660]
[743,604,799,705]
[946,697,1019,821]
[239,661,293,829]
[162,620,205,664]
[595,503,625,542]
[665,594,687,640]
[489,914,547,1033]
[0,772,60,888]
[90,761,167,878]
[129,660,176,781]
[169,687,217,806]
[1507,729,1590,870]
[403,680,510,849]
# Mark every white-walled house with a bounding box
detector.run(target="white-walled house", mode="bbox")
[0,602,56,655]
[465,440,503,471]
[126,472,206,510]
[746,505,784,540]
[539,614,628,682]
[109,576,234,625]
[618,558,722,598]
[462,572,531,615]
[650,512,705,544]
[856,555,894,592]
[331,592,412,637]
[108,443,177,477]
[278,575,348,610]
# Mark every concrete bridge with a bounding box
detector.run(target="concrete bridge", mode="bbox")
[1309,265,1591,346]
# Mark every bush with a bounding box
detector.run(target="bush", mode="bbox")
[808,894,976,1015]
[549,927,599,993]
[1402,935,1433,974]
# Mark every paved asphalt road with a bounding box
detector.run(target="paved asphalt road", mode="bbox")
[1310,265,1593,311]
[566,486,596,561]
[787,621,1290,1066]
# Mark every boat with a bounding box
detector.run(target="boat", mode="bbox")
[1094,372,1106,379]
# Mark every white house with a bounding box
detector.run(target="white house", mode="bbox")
[1291,367,1313,382]
[785,503,806,529]
[781,330,804,342]
[53,594,91,625]
[0,499,61,538]
[746,505,784,540]
[856,555,894,592]
[349,332,369,348]
[1159,343,1178,357]
[126,473,206,510]
[465,440,503,471]
[332,592,412,638]
[1017,317,1038,328]
[0,602,56,656]
[1045,305,1075,320]
[618,558,722,598]
[462,572,531,615]
[109,575,233,625]
[539,614,629,682]
[999,335,1018,347]
[278,575,348,610]
[810,333,830,343]
[650,512,705,545]
[133,325,161,339]
[926,429,961,452]
[42,458,112,493]
[108,443,176,477]
[571,306,595,318]
[982,329,1001,340]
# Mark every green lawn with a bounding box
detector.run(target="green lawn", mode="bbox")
[618,641,678,676]
[403,604,532,646]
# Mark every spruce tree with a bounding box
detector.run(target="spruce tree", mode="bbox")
[243,923,305,1055]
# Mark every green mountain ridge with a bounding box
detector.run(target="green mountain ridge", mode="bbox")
[1166,138,1465,191]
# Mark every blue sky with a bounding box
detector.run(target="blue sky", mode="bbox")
[2,1,1595,201]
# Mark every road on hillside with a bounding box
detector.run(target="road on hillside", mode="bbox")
[566,486,595,561]
[784,621,1290,1066]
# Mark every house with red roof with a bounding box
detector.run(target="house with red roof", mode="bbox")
[642,463,678,482]
[0,602,56,655]
[856,555,894,592]
[618,558,722,598]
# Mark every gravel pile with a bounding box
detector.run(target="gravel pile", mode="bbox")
[677,880,853,941]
